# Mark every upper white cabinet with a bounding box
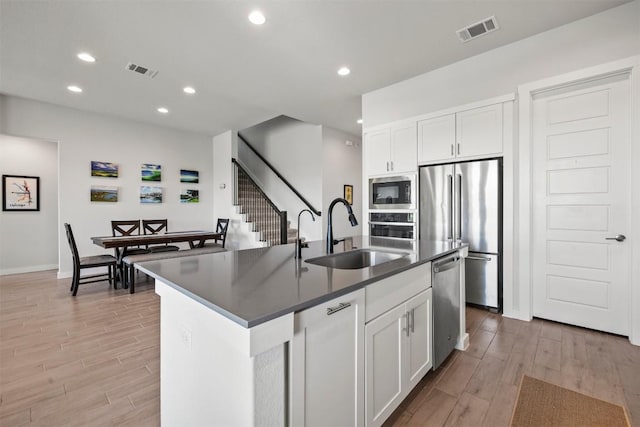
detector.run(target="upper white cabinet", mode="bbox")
[365,122,417,176]
[418,102,504,164]
[290,288,365,427]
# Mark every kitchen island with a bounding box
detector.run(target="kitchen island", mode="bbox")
[137,236,467,426]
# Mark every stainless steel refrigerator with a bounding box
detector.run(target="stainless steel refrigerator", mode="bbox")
[419,159,502,310]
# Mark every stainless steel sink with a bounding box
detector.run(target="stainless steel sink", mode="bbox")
[305,249,407,270]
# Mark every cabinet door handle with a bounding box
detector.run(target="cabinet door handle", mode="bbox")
[326,302,351,316]
[386,161,389,171]
[403,313,410,337]
[390,161,394,171]
[450,144,454,156]
[457,143,460,155]
[411,308,415,333]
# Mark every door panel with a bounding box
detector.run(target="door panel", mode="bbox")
[405,290,432,390]
[419,164,454,241]
[532,75,630,335]
[365,304,405,427]
[456,159,500,253]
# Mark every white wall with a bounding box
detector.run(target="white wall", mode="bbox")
[0,134,58,274]
[239,116,324,241]
[361,1,640,321]
[363,1,640,126]
[322,128,362,240]
[0,95,214,277]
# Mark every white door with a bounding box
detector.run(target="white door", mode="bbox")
[290,289,364,427]
[456,103,503,158]
[417,113,456,163]
[365,304,405,427]
[389,123,417,174]
[532,74,630,335]
[366,129,391,176]
[404,289,432,391]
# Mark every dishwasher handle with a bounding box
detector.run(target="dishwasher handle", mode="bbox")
[433,256,460,273]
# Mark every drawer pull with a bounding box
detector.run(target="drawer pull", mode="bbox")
[327,302,351,316]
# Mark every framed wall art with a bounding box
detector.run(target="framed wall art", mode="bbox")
[180,169,199,183]
[90,186,118,202]
[141,164,162,182]
[2,175,40,211]
[344,184,353,205]
[91,161,119,178]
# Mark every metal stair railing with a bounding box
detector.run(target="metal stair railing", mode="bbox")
[237,132,321,217]
[232,158,287,245]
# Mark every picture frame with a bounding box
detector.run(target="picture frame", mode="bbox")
[2,175,40,211]
[344,184,353,205]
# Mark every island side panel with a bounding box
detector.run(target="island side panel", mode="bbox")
[456,247,470,350]
[155,280,289,426]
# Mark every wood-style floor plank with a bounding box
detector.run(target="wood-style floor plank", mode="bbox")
[3,270,640,426]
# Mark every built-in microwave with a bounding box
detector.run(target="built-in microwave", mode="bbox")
[369,175,416,209]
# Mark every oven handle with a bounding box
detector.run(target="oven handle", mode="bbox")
[369,222,416,226]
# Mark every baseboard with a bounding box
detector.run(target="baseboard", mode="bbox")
[0,264,58,276]
[57,271,72,279]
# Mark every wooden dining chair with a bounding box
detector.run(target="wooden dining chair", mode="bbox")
[65,223,117,296]
[142,219,180,253]
[204,218,229,249]
[111,220,150,282]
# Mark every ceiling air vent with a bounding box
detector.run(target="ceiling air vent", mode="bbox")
[456,16,499,43]
[125,62,159,79]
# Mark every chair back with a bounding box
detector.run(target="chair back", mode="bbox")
[216,218,230,248]
[143,219,168,235]
[112,220,141,237]
[64,223,81,269]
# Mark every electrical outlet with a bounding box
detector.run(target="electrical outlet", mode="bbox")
[179,326,192,351]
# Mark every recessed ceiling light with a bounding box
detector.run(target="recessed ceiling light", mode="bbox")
[183,86,196,95]
[157,107,169,114]
[337,67,351,76]
[357,118,363,124]
[77,52,96,63]
[248,10,266,25]
[67,85,83,93]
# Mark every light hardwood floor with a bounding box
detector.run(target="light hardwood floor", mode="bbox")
[1,270,639,426]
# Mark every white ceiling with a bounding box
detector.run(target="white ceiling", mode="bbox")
[0,0,630,137]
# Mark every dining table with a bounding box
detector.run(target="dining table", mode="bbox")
[91,230,222,251]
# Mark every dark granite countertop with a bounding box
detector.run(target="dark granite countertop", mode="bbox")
[136,236,466,328]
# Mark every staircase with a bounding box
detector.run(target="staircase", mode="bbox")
[233,159,298,246]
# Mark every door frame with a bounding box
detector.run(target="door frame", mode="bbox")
[515,56,640,345]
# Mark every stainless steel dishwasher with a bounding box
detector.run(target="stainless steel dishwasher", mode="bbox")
[432,254,461,369]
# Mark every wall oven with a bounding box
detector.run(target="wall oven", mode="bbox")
[369,175,416,210]
[369,212,416,241]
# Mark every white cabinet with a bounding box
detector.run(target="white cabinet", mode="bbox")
[365,122,417,176]
[290,289,365,427]
[365,289,432,427]
[364,263,432,427]
[417,113,456,163]
[418,103,504,163]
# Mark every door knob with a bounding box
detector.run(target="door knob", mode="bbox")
[605,234,626,242]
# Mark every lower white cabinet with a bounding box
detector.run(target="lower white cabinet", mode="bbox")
[290,289,365,427]
[365,289,432,427]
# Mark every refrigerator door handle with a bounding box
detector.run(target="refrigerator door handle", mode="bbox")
[467,255,492,261]
[457,173,462,241]
[448,174,454,240]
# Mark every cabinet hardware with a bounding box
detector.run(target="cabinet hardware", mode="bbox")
[386,161,389,172]
[410,309,415,333]
[403,313,410,337]
[450,144,454,156]
[605,234,626,242]
[457,143,460,155]
[326,302,351,315]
